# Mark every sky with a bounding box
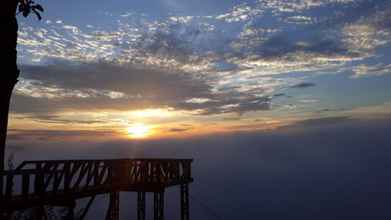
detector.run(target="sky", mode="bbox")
[6,0,391,219]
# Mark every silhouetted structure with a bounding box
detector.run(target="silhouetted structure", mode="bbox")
[0,158,193,220]
[1,0,44,171]
[1,0,20,172]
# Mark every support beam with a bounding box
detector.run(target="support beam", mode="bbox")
[153,191,165,220]
[79,196,96,220]
[106,192,119,220]
[137,192,146,220]
[180,184,190,220]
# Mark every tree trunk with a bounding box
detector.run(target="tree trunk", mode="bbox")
[0,1,19,171]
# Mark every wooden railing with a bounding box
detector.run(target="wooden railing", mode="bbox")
[1,161,111,202]
[1,159,193,209]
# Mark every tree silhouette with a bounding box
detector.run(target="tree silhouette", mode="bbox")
[0,0,43,171]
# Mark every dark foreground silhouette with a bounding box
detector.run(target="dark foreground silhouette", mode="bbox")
[1,0,44,171]
[0,158,193,220]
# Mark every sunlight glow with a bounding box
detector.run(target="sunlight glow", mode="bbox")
[127,123,151,138]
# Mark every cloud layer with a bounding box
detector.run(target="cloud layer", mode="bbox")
[10,0,391,133]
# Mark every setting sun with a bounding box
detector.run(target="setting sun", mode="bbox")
[127,123,151,138]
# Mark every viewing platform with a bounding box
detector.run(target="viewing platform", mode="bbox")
[0,158,193,220]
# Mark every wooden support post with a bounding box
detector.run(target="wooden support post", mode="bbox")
[180,184,190,220]
[106,192,119,220]
[153,191,165,220]
[79,196,96,220]
[137,192,146,220]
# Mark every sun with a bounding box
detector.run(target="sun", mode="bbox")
[127,123,151,138]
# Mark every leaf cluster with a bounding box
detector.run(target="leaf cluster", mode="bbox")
[18,0,44,20]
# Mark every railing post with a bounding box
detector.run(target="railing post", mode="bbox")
[137,191,146,220]
[34,163,44,196]
[63,162,71,192]
[0,172,3,199]
[35,172,44,196]
[105,161,120,220]
[22,173,30,198]
[180,184,190,220]
[106,192,120,220]
[184,161,192,180]
[154,190,165,220]
[5,174,13,200]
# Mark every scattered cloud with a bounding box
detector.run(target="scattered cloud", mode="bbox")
[7,129,116,142]
[290,82,316,89]
[284,116,353,130]
[299,99,319,103]
[352,63,391,78]
[11,0,391,130]
[215,3,262,23]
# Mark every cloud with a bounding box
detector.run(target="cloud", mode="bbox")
[167,127,193,133]
[15,114,106,125]
[259,0,355,14]
[7,129,116,142]
[284,15,315,25]
[14,0,391,121]
[286,116,352,129]
[17,0,391,77]
[13,62,212,113]
[273,93,286,97]
[352,63,391,78]
[225,0,391,81]
[16,78,127,99]
[215,3,263,23]
[177,94,271,115]
[12,61,279,116]
[20,62,211,99]
[290,82,316,89]
[347,102,391,118]
[299,99,318,103]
